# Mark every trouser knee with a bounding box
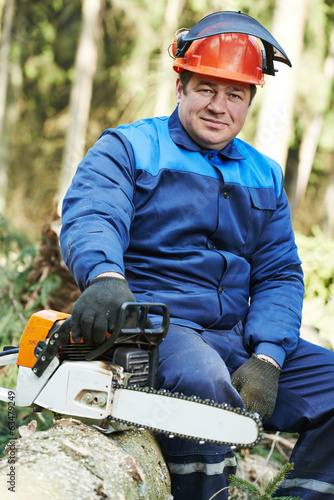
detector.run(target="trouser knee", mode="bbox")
[157,325,237,404]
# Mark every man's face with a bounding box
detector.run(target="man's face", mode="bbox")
[176,73,252,151]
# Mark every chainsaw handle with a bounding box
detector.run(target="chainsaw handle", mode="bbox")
[85,302,169,361]
[32,302,169,376]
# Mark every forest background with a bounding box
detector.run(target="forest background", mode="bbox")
[0,0,333,469]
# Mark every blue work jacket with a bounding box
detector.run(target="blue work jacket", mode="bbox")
[60,107,304,367]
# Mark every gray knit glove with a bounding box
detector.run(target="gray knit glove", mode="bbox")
[231,354,281,422]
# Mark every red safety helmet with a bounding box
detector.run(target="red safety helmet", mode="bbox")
[172,32,265,86]
[170,12,291,87]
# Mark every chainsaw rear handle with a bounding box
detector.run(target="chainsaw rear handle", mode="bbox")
[32,302,170,376]
[85,302,170,360]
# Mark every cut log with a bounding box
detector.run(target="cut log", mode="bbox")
[0,418,172,499]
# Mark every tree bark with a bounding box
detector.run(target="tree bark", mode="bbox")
[0,418,172,499]
[57,0,103,214]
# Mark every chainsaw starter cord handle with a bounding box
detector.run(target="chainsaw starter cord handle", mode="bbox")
[71,277,138,345]
[231,353,281,423]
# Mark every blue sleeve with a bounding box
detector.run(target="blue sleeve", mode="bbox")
[244,183,304,367]
[60,129,136,291]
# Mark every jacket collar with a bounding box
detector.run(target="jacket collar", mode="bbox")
[168,107,245,160]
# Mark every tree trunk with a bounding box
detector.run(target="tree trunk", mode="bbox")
[111,0,160,124]
[254,0,307,173]
[153,0,186,117]
[323,153,334,238]
[290,111,323,217]
[0,0,6,31]
[0,418,171,499]
[0,0,15,213]
[290,27,334,217]
[57,0,103,214]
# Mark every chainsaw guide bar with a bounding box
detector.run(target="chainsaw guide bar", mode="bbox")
[103,383,264,449]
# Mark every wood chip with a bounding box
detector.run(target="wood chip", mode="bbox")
[61,438,91,456]
[120,455,145,483]
[18,420,38,438]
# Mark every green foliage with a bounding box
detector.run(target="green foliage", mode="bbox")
[0,216,61,346]
[295,227,334,346]
[0,216,60,455]
[0,218,36,346]
[229,462,301,499]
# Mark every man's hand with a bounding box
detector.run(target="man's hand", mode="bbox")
[71,276,137,344]
[231,354,281,422]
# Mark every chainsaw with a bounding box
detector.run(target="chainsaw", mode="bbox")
[0,302,263,448]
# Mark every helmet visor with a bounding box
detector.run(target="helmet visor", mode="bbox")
[177,11,291,75]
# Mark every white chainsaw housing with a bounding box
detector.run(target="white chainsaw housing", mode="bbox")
[34,360,121,423]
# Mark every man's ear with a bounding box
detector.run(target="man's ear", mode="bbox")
[175,77,183,104]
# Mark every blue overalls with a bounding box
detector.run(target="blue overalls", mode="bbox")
[60,108,334,499]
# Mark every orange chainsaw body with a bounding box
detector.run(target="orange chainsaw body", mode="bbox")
[16,310,70,368]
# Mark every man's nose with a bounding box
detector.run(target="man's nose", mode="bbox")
[207,93,227,113]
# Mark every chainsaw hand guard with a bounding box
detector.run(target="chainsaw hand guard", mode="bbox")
[31,302,169,378]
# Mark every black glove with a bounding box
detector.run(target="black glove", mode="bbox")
[71,277,137,344]
[231,354,281,422]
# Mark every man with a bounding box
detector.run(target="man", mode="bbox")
[60,11,334,500]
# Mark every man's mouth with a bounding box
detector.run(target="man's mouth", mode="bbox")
[201,117,227,128]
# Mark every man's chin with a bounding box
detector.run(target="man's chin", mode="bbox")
[197,135,229,151]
